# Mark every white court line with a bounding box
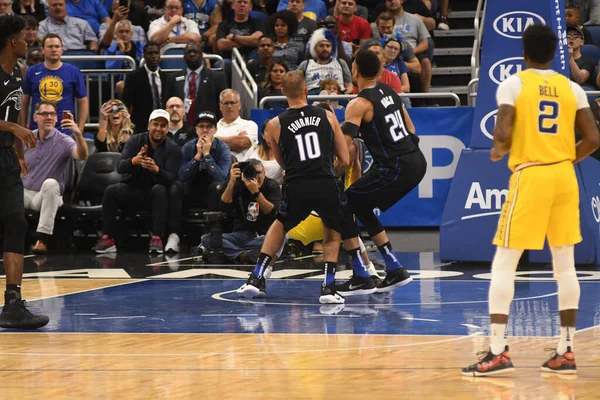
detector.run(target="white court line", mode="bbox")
[0,254,35,262]
[201,314,258,317]
[0,332,484,357]
[462,324,482,329]
[403,317,440,322]
[89,316,146,320]
[146,256,198,266]
[27,279,148,302]
[75,313,97,316]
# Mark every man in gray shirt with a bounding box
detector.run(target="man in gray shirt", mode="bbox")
[288,0,317,48]
[38,0,98,52]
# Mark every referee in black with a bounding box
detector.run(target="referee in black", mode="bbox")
[0,15,49,329]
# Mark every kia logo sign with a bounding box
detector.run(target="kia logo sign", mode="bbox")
[493,11,545,39]
[592,196,600,223]
[480,109,497,140]
[489,57,525,85]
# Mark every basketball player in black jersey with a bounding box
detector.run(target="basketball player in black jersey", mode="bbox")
[238,71,350,304]
[335,49,427,296]
[0,15,49,329]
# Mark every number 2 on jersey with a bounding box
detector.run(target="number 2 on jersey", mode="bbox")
[538,100,559,134]
[384,110,409,141]
[294,132,321,161]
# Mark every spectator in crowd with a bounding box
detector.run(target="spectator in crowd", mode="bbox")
[247,35,274,83]
[122,42,167,134]
[173,111,231,226]
[335,0,371,56]
[277,0,325,21]
[568,26,596,89]
[437,0,449,30]
[105,0,149,32]
[165,96,196,147]
[216,0,264,60]
[401,0,436,32]
[95,99,133,153]
[163,41,228,125]
[353,40,401,94]
[23,15,40,50]
[215,89,259,160]
[315,16,351,65]
[371,10,394,39]
[382,37,410,94]
[287,0,316,47]
[200,158,281,264]
[26,48,44,66]
[148,0,201,54]
[269,10,303,70]
[12,0,46,22]
[38,0,99,52]
[24,101,88,254]
[372,12,421,74]
[182,0,217,40]
[315,77,344,109]
[100,2,148,49]
[260,59,289,110]
[92,109,182,254]
[241,121,284,183]
[298,27,353,94]
[0,0,11,15]
[22,34,89,134]
[104,19,145,95]
[66,0,111,35]
[566,5,593,45]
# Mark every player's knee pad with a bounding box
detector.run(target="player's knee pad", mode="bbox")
[2,212,27,254]
[488,247,523,315]
[354,208,384,238]
[551,245,580,310]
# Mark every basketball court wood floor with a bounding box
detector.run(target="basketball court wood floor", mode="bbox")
[0,251,598,399]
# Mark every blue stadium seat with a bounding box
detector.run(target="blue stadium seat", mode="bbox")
[586,25,600,46]
[160,48,186,70]
[62,50,106,70]
[581,44,600,64]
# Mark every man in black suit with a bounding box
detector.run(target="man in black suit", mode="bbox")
[122,42,167,134]
[163,41,227,126]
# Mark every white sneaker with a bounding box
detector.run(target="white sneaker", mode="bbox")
[165,233,180,253]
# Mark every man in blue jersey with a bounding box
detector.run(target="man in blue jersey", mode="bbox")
[20,33,88,134]
[182,0,217,38]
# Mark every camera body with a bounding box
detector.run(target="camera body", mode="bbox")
[236,161,258,181]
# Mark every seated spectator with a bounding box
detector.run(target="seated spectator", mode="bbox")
[148,0,201,54]
[335,0,371,56]
[38,0,99,52]
[122,42,167,133]
[270,10,303,70]
[277,0,326,21]
[401,0,436,32]
[568,26,596,90]
[316,16,351,65]
[22,34,89,134]
[26,48,44,66]
[241,121,284,183]
[259,59,289,110]
[13,0,46,22]
[107,0,149,32]
[165,96,196,147]
[24,101,88,254]
[208,0,261,51]
[182,0,218,44]
[298,28,353,94]
[370,10,394,40]
[215,89,259,160]
[66,0,111,35]
[216,0,264,60]
[352,41,401,94]
[92,109,182,254]
[287,0,316,48]
[382,37,410,98]
[566,5,593,45]
[95,100,133,153]
[247,35,274,83]
[373,13,421,74]
[314,77,344,109]
[104,19,145,95]
[174,110,231,215]
[23,15,40,50]
[100,2,148,49]
[163,41,228,124]
[200,159,281,264]
[0,0,10,16]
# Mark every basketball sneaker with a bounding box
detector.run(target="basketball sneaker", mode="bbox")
[462,346,515,377]
[376,268,413,293]
[149,235,164,254]
[0,294,49,330]
[319,283,345,304]
[92,234,116,253]
[335,276,377,296]
[238,273,267,298]
[541,347,577,374]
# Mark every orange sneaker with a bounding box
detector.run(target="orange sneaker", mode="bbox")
[462,346,515,377]
[541,347,577,374]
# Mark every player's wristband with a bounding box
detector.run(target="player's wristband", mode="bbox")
[341,121,360,138]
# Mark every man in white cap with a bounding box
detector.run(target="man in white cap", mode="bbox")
[92,109,182,254]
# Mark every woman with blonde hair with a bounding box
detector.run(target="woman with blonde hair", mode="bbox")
[95,99,133,153]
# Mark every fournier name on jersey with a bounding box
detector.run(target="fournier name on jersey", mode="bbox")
[287,114,322,134]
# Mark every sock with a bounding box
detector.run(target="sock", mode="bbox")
[348,248,370,278]
[377,242,403,272]
[5,284,21,304]
[252,253,273,278]
[366,261,379,277]
[324,262,337,286]
[557,326,575,354]
[490,323,507,355]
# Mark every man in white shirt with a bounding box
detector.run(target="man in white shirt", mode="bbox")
[147,0,201,54]
[215,89,258,161]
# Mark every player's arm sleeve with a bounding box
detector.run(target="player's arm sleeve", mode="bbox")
[570,81,591,110]
[495,74,522,107]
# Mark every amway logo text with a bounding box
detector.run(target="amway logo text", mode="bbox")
[489,57,525,85]
[462,182,508,220]
[493,11,545,39]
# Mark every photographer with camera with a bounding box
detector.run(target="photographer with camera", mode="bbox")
[200,159,281,264]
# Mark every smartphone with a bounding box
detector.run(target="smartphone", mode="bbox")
[119,0,128,7]
[62,110,72,120]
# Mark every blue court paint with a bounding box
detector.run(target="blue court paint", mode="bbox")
[19,280,600,336]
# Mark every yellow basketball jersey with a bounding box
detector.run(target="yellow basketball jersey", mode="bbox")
[507,70,577,171]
